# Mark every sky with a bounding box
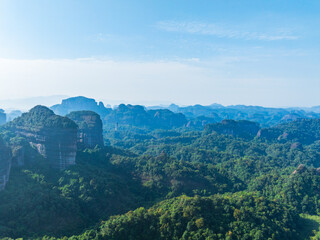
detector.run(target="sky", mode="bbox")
[0,0,320,108]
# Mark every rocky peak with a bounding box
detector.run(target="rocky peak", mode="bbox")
[66,111,104,150]
[6,106,77,170]
[50,96,112,117]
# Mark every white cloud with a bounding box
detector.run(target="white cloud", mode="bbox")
[157,21,298,41]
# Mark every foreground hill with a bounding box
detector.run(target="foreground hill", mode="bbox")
[45,194,299,240]
[0,147,147,238]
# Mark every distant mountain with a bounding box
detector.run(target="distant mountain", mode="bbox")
[288,106,320,113]
[51,96,112,117]
[257,118,320,144]
[5,110,23,122]
[149,103,320,127]
[105,104,187,129]
[202,118,320,145]
[208,103,224,109]
[48,96,320,129]
[51,97,187,130]
[307,106,320,113]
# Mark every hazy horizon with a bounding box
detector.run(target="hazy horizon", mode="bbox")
[0,95,319,112]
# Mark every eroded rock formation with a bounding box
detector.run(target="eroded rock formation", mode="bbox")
[66,111,104,150]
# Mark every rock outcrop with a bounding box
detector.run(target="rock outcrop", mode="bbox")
[66,111,104,150]
[205,120,260,139]
[0,109,6,125]
[6,106,78,170]
[0,137,12,190]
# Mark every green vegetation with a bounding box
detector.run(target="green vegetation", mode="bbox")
[39,194,299,240]
[0,147,149,238]
[298,214,320,240]
[2,114,320,239]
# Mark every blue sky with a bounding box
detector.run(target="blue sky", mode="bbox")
[0,0,320,107]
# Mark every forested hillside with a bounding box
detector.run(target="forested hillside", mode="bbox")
[1,106,320,239]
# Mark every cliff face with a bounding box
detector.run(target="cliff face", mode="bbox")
[0,109,6,125]
[6,106,78,170]
[66,111,104,150]
[0,137,12,190]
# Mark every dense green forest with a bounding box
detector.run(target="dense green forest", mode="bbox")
[1,109,320,239]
